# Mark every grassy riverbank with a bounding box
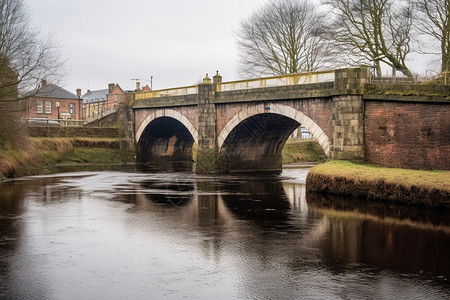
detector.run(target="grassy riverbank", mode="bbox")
[282,139,327,164]
[0,137,122,179]
[307,160,450,208]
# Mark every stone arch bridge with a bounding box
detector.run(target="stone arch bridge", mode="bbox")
[129,67,450,173]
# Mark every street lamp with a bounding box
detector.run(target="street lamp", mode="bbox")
[55,101,60,119]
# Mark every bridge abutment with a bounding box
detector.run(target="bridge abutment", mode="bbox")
[330,95,365,160]
[329,68,367,161]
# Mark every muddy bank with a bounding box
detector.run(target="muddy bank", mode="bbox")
[306,161,450,208]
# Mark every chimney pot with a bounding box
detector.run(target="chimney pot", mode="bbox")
[108,83,115,93]
[76,88,81,97]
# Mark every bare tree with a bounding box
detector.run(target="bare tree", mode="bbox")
[0,0,63,149]
[324,0,413,78]
[415,0,450,74]
[235,0,329,78]
[0,0,63,102]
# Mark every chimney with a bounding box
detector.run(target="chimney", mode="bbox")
[76,88,81,98]
[41,79,47,87]
[108,83,115,93]
[135,81,141,91]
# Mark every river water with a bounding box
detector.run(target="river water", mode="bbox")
[0,164,449,299]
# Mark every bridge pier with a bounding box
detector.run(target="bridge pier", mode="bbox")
[196,76,219,174]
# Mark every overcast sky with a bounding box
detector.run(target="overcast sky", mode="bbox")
[26,0,264,94]
[27,0,434,95]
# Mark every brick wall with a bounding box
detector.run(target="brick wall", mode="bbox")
[28,126,119,138]
[28,97,83,120]
[364,100,450,170]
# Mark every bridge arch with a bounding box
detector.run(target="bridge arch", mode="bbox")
[218,103,331,155]
[136,109,198,144]
[136,109,198,163]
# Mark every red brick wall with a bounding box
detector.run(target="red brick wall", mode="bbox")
[107,88,125,110]
[28,97,83,120]
[364,100,450,170]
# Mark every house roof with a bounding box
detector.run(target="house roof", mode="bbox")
[82,89,108,103]
[110,84,124,95]
[142,85,151,92]
[34,83,79,100]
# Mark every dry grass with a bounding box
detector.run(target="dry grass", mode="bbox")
[310,160,450,191]
[0,137,122,178]
[32,137,74,152]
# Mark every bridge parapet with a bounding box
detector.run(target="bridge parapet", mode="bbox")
[134,69,336,101]
[217,70,335,92]
[135,85,198,100]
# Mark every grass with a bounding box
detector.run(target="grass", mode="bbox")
[282,139,327,164]
[307,160,450,207]
[59,147,121,164]
[0,137,123,178]
[310,160,450,192]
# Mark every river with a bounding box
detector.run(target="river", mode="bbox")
[1,164,449,299]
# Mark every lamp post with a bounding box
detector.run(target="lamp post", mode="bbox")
[131,77,153,90]
[55,101,60,119]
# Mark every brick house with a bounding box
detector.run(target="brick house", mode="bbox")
[107,83,125,109]
[141,84,151,92]
[82,83,125,119]
[27,80,83,120]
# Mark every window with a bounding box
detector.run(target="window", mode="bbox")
[69,103,74,114]
[114,94,118,102]
[37,101,43,113]
[45,101,51,114]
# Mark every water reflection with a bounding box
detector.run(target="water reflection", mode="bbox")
[0,169,449,299]
[307,192,450,278]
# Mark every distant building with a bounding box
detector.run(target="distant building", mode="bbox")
[27,80,83,120]
[141,84,151,92]
[107,83,125,109]
[81,83,125,119]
